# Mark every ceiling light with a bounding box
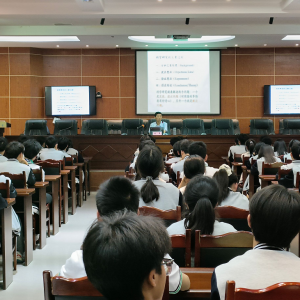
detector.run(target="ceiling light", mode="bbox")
[235,44,238,47]
[158,0,162,2]
[296,44,299,46]
[56,45,60,48]
[226,0,231,2]
[145,45,148,47]
[86,45,89,47]
[83,0,93,2]
[116,45,119,47]
[192,0,196,2]
[205,45,208,47]
[175,45,178,47]
[283,35,300,40]
[0,36,79,42]
[264,44,267,46]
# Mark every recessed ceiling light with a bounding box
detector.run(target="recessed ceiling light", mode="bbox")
[175,45,178,47]
[158,0,162,2]
[192,0,196,2]
[145,45,148,47]
[235,44,238,47]
[296,44,299,46]
[116,45,119,47]
[264,44,267,46]
[205,45,208,47]
[282,35,300,40]
[226,0,231,2]
[56,45,60,48]
[86,45,89,47]
[0,36,79,42]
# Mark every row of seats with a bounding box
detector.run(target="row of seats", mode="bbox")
[24,118,298,136]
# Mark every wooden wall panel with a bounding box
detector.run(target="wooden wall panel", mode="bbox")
[0,54,9,75]
[43,56,81,76]
[82,56,119,76]
[10,54,31,76]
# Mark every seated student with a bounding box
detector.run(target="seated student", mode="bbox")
[36,136,46,148]
[188,141,218,177]
[39,136,66,161]
[0,137,8,162]
[60,176,190,294]
[134,146,182,210]
[171,139,191,178]
[260,135,272,147]
[213,164,249,210]
[167,175,236,236]
[167,140,181,164]
[241,139,256,159]
[57,137,72,158]
[167,136,184,157]
[284,139,300,162]
[211,185,300,300]
[178,155,205,194]
[228,134,249,162]
[245,141,264,170]
[274,139,288,157]
[18,135,29,145]
[65,138,84,163]
[148,111,168,135]
[130,140,155,171]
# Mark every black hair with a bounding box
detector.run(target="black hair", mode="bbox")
[0,137,8,152]
[252,142,265,157]
[5,141,25,159]
[235,134,249,146]
[155,112,162,117]
[136,146,164,204]
[288,139,300,153]
[139,135,151,143]
[180,139,191,155]
[260,136,272,146]
[250,185,300,248]
[23,139,42,160]
[274,139,287,156]
[35,136,46,148]
[170,136,184,146]
[45,136,57,148]
[213,169,238,205]
[96,177,140,216]
[291,142,300,160]
[83,211,171,300]
[66,138,74,148]
[258,144,276,163]
[188,141,207,159]
[18,135,29,144]
[245,139,256,156]
[139,140,155,152]
[184,175,219,235]
[57,137,69,152]
[184,156,205,179]
[173,141,181,157]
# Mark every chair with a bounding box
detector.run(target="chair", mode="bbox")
[278,168,292,180]
[211,119,235,135]
[170,229,191,267]
[215,206,250,231]
[249,119,275,135]
[147,119,170,135]
[261,162,284,175]
[232,119,241,135]
[182,119,205,135]
[169,119,183,135]
[279,119,300,135]
[24,120,48,135]
[225,280,300,300]
[194,231,253,268]
[203,119,212,135]
[107,120,122,134]
[121,119,145,135]
[81,120,108,135]
[54,120,78,135]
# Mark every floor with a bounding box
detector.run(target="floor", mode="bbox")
[0,192,97,300]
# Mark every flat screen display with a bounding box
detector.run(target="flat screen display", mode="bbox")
[136,50,221,115]
[264,85,300,115]
[45,86,96,116]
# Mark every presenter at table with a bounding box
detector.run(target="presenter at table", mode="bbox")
[149,112,169,135]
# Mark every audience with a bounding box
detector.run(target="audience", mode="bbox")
[242,139,256,159]
[0,136,8,162]
[39,136,66,161]
[274,139,288,157]
[57,137,72,158]
[171,139,191,178]
[211,185,300,300]
[228,134,249,162]
[284,139,300,162]
[167,140,181,164]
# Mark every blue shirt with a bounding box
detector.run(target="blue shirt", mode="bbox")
[149,121,168,135]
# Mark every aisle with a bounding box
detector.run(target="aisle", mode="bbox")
[0,192,97,300]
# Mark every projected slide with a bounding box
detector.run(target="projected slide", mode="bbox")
[52,86,90,115]
[270,85,300,114]
[147,51,210,113]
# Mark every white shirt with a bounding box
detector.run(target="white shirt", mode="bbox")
[256,156,282,175]
[167,219,236,236]
[0,154,8,162]
[167,157,181,164]
[179,186,186,194]
[0,159,32,181]
[204,162,218,178]
[281,160,300,186]
[219,190,249,210]
[283,153,292,162]
[39,148,66,161]
[67,148,78,155]
[134,179,180,210]
[172,156,189,178]
[228,145,246,158]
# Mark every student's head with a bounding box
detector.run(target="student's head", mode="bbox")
[260,136,272,146]
[291,142,300,160]
[245,139,256,155]
[155,112,163,124]
[235,134,249,146]
[170,136,183,147]
[35,136,46,148]
[180,139,191,157]
[258,144,276,164]
[188,141,207,160]
[23,139,42,160]
[96,177,140,217]
[18,135,29,144]
[184,175,219,235]
[5,141,25,160]
[140,134,152,143]
[252,142,265,156]
[0,137,8,154]
[184,156,205,180]
[57,137,69,152]
[213,165,238,205]
[172,141,181,157]
[249,185,300,248]
[83,211,171,300]
[136,146,164,204]
[288,139,300,153]
[274,139,287,156]
[45,136,58,149]
[139,140,155,152]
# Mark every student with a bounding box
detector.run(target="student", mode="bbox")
[0,137,8,162]
[260,135,272,146]
[60,176,190,294]
[18,134,29,144]
[167,175,236,236]
[148,111,168,135]
[228,134,248,162]
[178,155,205,194]
[39,136,66,161]
[65,137,84,163]
[130,140,155,170]
[134,146,182,210]
[241,139,256,159]
[213,165,249,210]
[188,141,218,177]
[284,139,300,162]
[211,185,300,300]
[171,139,191,178]
[35,136,46,148]
[274,139,288,157]
[167,140,181,164]
[57,137,72,158]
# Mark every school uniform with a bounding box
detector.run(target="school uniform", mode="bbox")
[280,160,300,186]
[39,148,66,161]
[283,153,292,161]
[59,250,184,294]
[228,145,246,161]
[204,162,218,178]
[67,148,78,155]
[167,218,236,236]
[0,154,8,162]
[211,244,300,300]
[218,189,249,210]
[148,121,168,135]
[167,157,181,164]
[172,156,189,178]
[134,178,180,210]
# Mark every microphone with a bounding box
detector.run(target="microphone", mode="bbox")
[137,124,145,130]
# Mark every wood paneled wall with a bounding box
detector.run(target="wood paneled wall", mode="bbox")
[0,46,299,135]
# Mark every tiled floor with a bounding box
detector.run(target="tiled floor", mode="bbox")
[0,192,97,300]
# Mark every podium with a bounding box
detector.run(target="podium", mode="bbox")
[0,121,11,136]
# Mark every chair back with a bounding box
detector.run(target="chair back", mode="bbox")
[65,157,74,166]
[32,167,43,182]
[262,162,284,175]
[0,179,10,198]
[225,280,300,300]
[81,120,108,135]
[295,172,300,188]
[54,120,78,136]
[281,119,300,135]
[285,158,292,164]
[182,119,205,135]
[169,119,183,135]
[0,172,26,189]
[278,168,292,180]
[107,120,122,134]
[249,119,275,135]
[194,231,253,268]
[121,119,145,135]
[242,156,250,165]
[170,229,191,267]
[25,120,48,135]
[203,119,212,135]
[36,160,61,176]
[211,119,234,135]
[139,206,181,221]
[234,154,242,163]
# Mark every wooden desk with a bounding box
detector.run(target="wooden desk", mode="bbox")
[74,162,84,207]
[15,188,35,266]
[83,157,91,196]
[1,198,15,289]
[61,170,70,224]
[65,166,77,215]
[45,175,60,235]
[259,175,276,189]
[34,181,49,249]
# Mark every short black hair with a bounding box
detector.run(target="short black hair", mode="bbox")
[139,135,151,143]
[288,139,300,153]
[235,134,249,145]
[250,185,300,248]
[83,211,171,300]
[18,135,29,144]
[260,136,272,146]
[45,136,57,148]
[180,139,191,154]
[274,139,287,156]
[188,141,207,159]
[170,136,184,146]
[23,139,42,160]
[139,140,155,151]
[57,137,69,151]
[5,141,25,159]
[35,136,46,148]
[155,112,162,117]
[96,177,140,216]
[0,137,8,152]
[184,156,205,179]
[291,142,300,160]
[173,141,181,157]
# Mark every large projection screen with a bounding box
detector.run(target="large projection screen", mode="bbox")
[136,50,221,115]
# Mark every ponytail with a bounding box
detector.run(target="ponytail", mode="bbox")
[213,169,230,205]
[184,197,215,235]
[141,176,160,203]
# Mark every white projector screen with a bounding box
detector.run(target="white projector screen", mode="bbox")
[136,50,221,115]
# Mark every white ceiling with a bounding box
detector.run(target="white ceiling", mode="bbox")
[1,0,300,48]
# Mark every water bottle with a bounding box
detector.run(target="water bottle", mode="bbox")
[173,127,176,135]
